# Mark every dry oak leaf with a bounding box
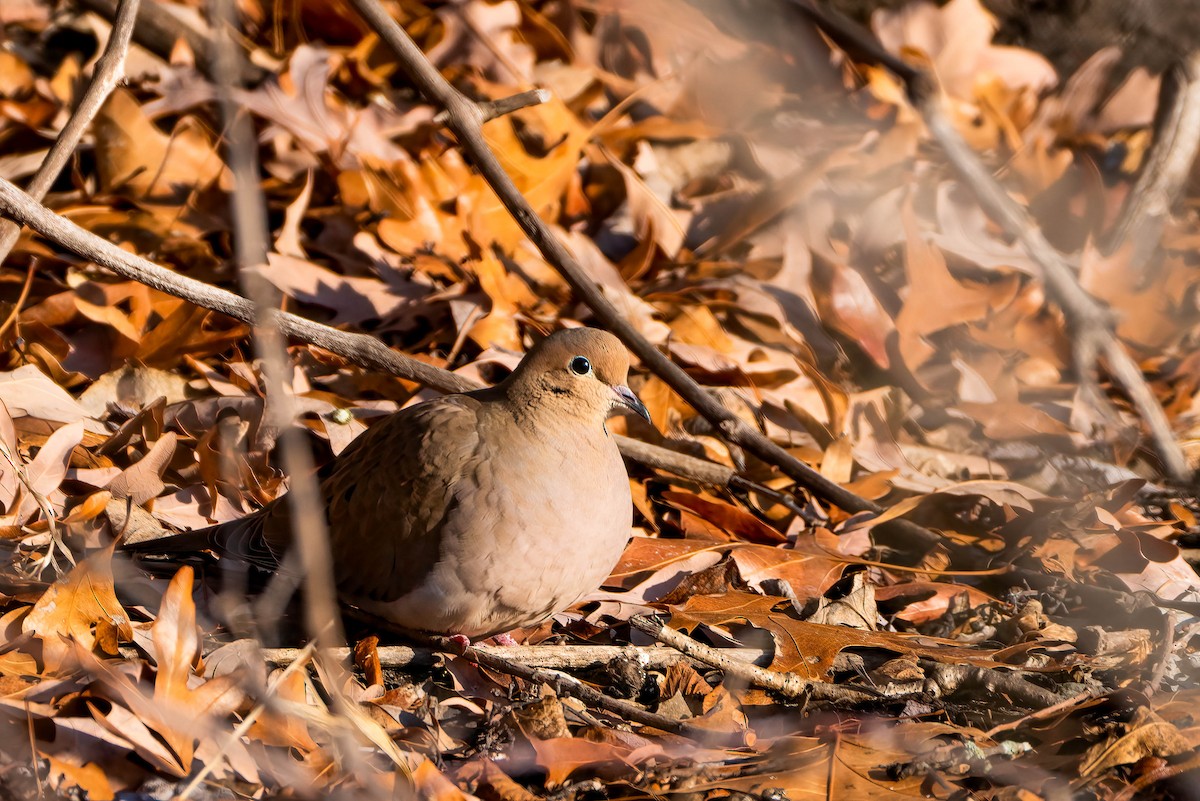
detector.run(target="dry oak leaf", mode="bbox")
[669,589,1009,678]
[0,365,104,433]
[93,88,222,201]
[23,541,132,673]
[15,420,82,523]
[106,432,176,507]
[145,566,244,772]
[529,736,660,788]
[77,568,245,777]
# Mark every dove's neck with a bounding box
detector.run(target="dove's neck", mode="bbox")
[491,380,611,438]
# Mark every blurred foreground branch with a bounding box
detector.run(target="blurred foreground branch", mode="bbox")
[789,0,1192,484]
[211,0,345,652]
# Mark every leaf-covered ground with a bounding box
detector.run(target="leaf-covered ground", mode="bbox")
[2,0,1200,799]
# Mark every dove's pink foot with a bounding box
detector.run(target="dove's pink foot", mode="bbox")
[493,633,519,646]
[449,634,471,648]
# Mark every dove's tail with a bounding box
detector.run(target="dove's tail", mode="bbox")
[122,512,280,574]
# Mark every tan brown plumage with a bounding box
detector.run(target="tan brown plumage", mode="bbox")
[129,328,649,638]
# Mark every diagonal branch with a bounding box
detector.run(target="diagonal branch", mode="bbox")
[789,1,1191,484]
[0,0,142,270]
[346,0,941,552]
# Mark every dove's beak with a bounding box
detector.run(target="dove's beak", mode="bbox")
[612,385,651,423]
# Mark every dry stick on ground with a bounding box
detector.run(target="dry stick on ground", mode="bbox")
[629,614,883,704]
[0,181,817,511]
[337,609,735,742]
[790,2,1190,485]
[347,0,940,553]
[0,0,142,270]
[422,634,739,743]
[918,660,1063,709]
[1102,52,1200,265]
[631,614,1065,710]
[250,643,768,671]
[74,0,271,85]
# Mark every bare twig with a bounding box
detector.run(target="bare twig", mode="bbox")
[1102,53,1200,264]
[338,610,739,742]
[984,688,1096,739]
[433,88,551,126]
[919,660,1062,709]
[73,0,271,85]
[346,0,941,551]
[629,614,882,703]
[0,259,37,340]
[0,0,142,270]
[426,634,732,741]
[632,615,1064,710]
[788,1,1191,484]
[252,642,768,670]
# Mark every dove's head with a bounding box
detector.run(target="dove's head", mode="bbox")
[505,328,650,428]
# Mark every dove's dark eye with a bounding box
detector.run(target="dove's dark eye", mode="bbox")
[570,356,592,376]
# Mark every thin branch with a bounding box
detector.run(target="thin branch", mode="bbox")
[250,643,768,670]
[1102,52,1200,263]
[919,660,1063,709]
[632,615,1064,710]
[346,0,941,552]
[0,0,142,270]
[425,634,737,742]
[628,614,882,704]
[788,1,1191,484]
[433,88,551,126]
[0,259,37,340]
[339,611,740,742]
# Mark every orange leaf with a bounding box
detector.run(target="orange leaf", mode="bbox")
[23,542,131,673]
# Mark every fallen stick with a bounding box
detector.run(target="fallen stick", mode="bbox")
[631,614,1065,709]
[629,614,882,704]
[257,643,768,671]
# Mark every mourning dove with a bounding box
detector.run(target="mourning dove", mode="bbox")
[130,328,649,639]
